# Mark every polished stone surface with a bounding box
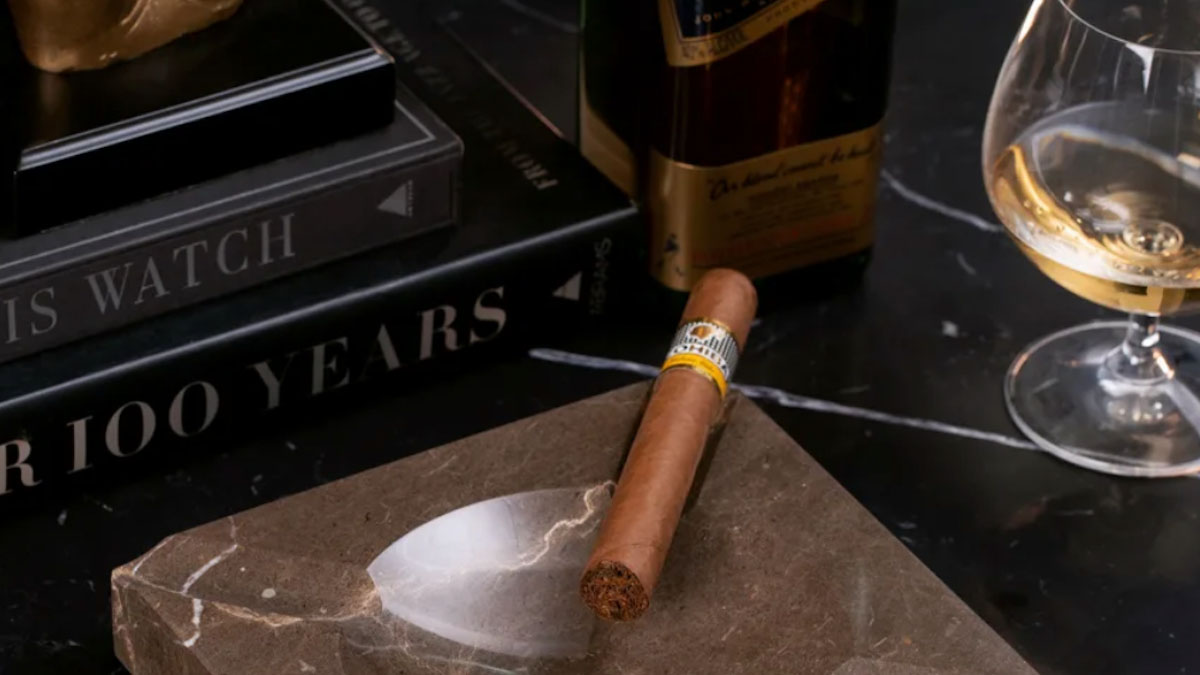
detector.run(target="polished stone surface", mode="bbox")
[6,1,1200,674]
[112,384,1035,674]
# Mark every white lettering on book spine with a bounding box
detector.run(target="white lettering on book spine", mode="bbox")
[169,382,220,438]
[1,285,514,496]
[0,440,38,495]
[311,338,351,396]
[420,305,459,360]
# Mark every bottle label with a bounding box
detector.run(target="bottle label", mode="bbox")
[658,0,828,66]
[648,122,882,291]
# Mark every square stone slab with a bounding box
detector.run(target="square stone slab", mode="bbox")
[112,383,1036,674]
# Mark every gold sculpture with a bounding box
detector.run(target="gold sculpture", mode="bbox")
[7,0,244,72]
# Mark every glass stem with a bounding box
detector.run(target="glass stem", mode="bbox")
[1103,314,1174,384]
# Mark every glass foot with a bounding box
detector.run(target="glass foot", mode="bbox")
[1006,321,1200,477]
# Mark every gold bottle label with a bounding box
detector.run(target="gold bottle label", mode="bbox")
[657,0,828,67]
[648,123,882,291]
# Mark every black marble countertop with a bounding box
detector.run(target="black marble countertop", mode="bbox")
[4,1,1198,674]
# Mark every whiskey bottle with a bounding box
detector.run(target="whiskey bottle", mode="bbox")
[582,0,896,296]
[649,0,896,292]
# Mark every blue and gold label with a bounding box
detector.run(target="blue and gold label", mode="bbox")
[657,0,827,66]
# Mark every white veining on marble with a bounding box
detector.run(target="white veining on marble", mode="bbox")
[528,348,1039,451]
[956,253,979,277]
[118,519,340,656]
[181,527,239,594]
[1054,508,1096,517]
[513,481,613,569]
[131,536,175,577]
[426,654,528,674]
[881,170,1003,233]
[181,598,204,648]
[942,321,961,338]
[368,486,611,659]
[210,601,305,628]
[530,348,660,378]
[424,455,460,478]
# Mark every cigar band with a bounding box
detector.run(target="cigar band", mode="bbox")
[661,319,740,397]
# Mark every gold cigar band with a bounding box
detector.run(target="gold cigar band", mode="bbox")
[661,318,741,397]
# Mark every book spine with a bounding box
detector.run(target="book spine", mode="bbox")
[0,210,636,509]
[0,151,458,366]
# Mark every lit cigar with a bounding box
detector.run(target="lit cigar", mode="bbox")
[580,268,757,621]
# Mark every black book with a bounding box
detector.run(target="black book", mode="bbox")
[0,81,460,365]
[6,0,398,232]
[0,1,639,510]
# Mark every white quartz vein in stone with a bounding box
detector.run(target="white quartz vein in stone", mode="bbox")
[528,348,1038,451]
[881,170,1002,233]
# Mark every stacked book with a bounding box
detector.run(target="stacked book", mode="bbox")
[0,0,639,509]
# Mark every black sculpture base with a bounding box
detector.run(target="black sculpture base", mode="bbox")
[5,0,395,235]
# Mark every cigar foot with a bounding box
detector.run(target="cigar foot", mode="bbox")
[580,560,650,622]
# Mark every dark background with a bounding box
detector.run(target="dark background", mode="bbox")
[5,1,1200,674]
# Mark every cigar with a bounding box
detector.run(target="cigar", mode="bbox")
[580,269,757,621]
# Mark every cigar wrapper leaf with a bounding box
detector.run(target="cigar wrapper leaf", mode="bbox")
[581,269,757,621]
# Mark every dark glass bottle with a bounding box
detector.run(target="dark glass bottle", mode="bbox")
[579,0,657,196]
[583,0,896,305]
[648,0,896,295]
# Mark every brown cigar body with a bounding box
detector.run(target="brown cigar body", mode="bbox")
[581,269,757,621]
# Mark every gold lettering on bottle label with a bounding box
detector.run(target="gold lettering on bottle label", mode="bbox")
[648,123,882,291]
[657,0,828,67]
